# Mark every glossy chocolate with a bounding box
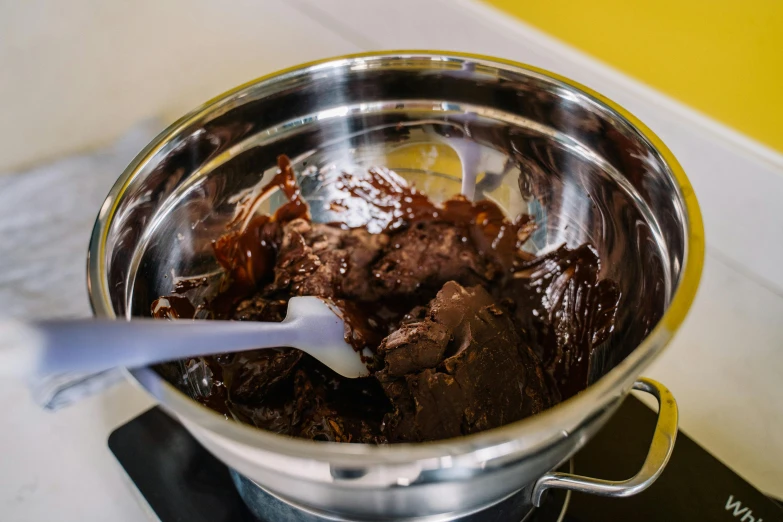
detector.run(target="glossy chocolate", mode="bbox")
[152,156,620,443]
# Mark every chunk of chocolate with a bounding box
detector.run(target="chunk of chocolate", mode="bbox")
[273,219,389,299]
[290,362,389,444]
[377,322,450,377]
[372,222,494,295]
[231,295,288,322]
[379,282,556,442]
[227,349,302,404]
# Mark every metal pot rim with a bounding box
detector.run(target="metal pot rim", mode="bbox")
[87,50,704,466]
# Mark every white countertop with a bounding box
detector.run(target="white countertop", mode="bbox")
[1,1,782,520]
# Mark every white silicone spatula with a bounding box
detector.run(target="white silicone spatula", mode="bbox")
[0,296,369,378]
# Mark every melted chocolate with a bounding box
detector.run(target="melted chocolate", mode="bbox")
[504,245,620,399]
[377,282,556,442]
[153,155,620,443]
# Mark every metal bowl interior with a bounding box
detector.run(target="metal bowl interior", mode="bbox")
[88,51,703,504]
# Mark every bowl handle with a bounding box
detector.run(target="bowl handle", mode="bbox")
[531,377,678,506]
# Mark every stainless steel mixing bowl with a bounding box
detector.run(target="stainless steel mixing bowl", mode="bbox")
[88,51,703,520]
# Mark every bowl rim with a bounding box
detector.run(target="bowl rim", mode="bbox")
[87,50,704,465]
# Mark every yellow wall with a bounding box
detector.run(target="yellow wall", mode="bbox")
[484,0,783,153]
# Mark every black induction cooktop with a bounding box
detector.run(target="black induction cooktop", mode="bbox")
[109,395,783,521]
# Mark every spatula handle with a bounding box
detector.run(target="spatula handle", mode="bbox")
[0,318,299,376]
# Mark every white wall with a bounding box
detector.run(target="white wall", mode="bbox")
[0,0,356,173]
